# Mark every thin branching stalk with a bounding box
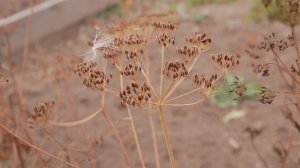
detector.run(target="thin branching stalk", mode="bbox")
[144,51,160,168]
[100,92,130,167]
[148,108,160,168]
[126,106,146,168]
[160,46,165,97]
[291,26,300,60]
[120,69,146,168]
[163,98,205,107]
[158,105,176,168]
[0,123,79,168]
[49,108,103,127]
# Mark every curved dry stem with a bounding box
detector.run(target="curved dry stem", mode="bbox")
[160,46,165,97]
[126,106,146,168]
[266,62,300,85]
[158,106,176,168]
[148,107,161,168]
[164,88,201,103]
[163,98,205,107]
[103,88,119,97]
[0,123,79,168]
[119,69,146,168]
[48,108,102,127]
[102,107,130,167]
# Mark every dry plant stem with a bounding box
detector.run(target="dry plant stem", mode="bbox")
[164,87,201,103]
[266,62,300,85]
[280,126,295,168]
[141,69,158,99]
[160,46,165,97]
[43,128,87,153]
[291,26,300,60]
[102,110,130,167]
[273,56,293,89]
[0,123,79,168]
[49,107,103,127]
[21,0,33,81]
[144,49,160,168]
[158,105,176,168]
[101,92,130,167]
[250,137,269,168]
[12,137,25,168]
[163,98,205,107]
[120,70,146,168]
[126,105,146,168]
[148,108,160,168]
[5,34,25,129]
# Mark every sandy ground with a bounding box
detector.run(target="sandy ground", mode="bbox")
[2,0,300,168]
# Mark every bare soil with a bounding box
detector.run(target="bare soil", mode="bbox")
[2,0,300,168]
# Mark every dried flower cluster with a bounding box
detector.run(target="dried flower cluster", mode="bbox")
[163,61,188,81]
[125,49,143,63]
[151,21,175,31]
[186,32,212,51]
[290,59,300,76]
[177,45,199,63]
[120,82,152,107]
[28,101,54,128]
[121,64,141,80]
[74,63,111,91]
[211,54,239,73]
[253,64,270,77]
[192,74,218,96]
[258,87,276,104]
[124,33,147,46]
[158,33,175,47]
[258,33,294,51]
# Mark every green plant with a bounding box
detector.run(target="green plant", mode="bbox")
[210,74,261,108]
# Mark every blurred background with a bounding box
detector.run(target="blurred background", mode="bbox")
[1,0,300,168]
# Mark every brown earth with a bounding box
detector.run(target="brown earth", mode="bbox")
[1,0,300,168]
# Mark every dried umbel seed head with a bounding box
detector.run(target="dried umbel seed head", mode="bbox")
[28,101,54,128]
[163,61,188,81]
[120,64,141,81]
[177,45,199,63]
[211,54,239,73]
[230,76,246,97]
[290,59,300,76]
[192,74,217,97]
[258,86,276,104]
[98,47,122,65]
[258,33,294,52]
[74,63,112,91]
[158,33,175,47]
[124,33,147,46]
[186,32,212,51]
[120,82,151,107]
[253,64,270,77]
[125,49,144,63]
[151,20,175,31]
[113,37,124,47]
